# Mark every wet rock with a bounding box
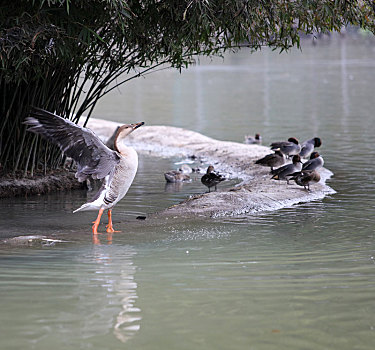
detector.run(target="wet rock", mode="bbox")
[1,235,69,247]
[0,170,85,198]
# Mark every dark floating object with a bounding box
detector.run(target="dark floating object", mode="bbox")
[136,216,147,220]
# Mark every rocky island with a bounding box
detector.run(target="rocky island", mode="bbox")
[87,118,336,219]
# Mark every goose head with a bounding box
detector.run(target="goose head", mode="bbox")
[114,122,144,153]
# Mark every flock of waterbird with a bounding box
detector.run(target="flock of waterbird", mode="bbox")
[254,135,324,190]
[24,107,324,234]
[165,134,324,193]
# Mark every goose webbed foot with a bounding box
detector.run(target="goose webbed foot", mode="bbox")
[106,209,121,233]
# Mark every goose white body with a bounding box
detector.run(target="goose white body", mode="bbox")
[73,147,138,212]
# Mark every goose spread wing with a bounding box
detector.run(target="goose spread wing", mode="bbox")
[25,107,120,182]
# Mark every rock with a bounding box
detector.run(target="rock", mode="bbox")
[0,170,86,198]
[1,235,69,246]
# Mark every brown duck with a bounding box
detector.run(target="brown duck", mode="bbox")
[201,165,225,192]
[288,170,321,191]
[255,150,285,171]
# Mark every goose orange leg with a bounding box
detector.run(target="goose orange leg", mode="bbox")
[106,209,121,233]
[92,208,104,235]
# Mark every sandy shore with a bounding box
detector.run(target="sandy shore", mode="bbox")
[86,118,336,219]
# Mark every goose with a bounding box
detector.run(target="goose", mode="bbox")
[299,137,322,158]
[271,155,303,184]
[24,107,144,235]
[270,137,301,158]
[255,150,285,171]
[201,165,225,192]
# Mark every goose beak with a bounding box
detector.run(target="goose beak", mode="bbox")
[131,122,145,130]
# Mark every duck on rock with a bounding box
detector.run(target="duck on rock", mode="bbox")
[288,170,321,191]
[302,151,324,171]
[271,154,303,184]
[255,150,285,171]
[201,165,225,192]
[270,137,301,158]
[299,137,322,159]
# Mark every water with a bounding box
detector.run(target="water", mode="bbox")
[1,35,375,349]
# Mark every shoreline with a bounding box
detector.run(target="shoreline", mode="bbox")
[0,170,84,198]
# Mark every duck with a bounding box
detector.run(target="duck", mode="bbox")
[244,133,262,144]
[302,151,324,171]
[271,154,303,184]
[288,170,321,191]
[24,107,144,235]
[164,170,191,183]
[299,137,322,158]
[201,165,225,192]
[270,137,301,158]
[255,150,285,171]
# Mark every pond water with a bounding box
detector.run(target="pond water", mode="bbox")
[1,34,375,349]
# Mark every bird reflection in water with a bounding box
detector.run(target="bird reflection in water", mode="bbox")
[164,181,185,192]
[92,232,114,245]
[91,242,141,343]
